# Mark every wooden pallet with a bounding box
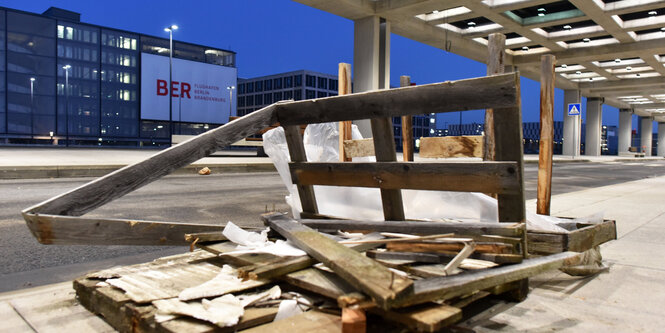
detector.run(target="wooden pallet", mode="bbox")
[527,219,617,255]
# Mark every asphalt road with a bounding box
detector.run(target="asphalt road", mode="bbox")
[1,160,665,291]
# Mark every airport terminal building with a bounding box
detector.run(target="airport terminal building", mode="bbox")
[0,6,237,148]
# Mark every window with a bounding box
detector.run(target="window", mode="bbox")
[284,90,293,100]
[238,83,245,94]
[317,91,327,98]
[305,75,316,87]
[273,92,282,101]
[264,79,272,91]
[329,79,338,92]
[264,93,272,104]
[254,94,263,106]
[7,12,54,38]
[284,76,293,88]
[255,81,263,92]
[246,95,253,106]
[273,78,282,90]
[305,89,315,99]
[293,89,302,101]
[294,75,302,87]
[238,96,245,107]
[246,82,254,93]
[318,77,327,89]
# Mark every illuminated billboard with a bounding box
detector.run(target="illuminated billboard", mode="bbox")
[140,52,237,124]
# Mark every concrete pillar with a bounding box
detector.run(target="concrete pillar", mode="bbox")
[618,109,632,154]
[658,122,665,157]
[640,116,653,156]
[562,90,581,156]
[585,98,603,156]
[353,16,390,137]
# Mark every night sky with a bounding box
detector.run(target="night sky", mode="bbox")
[3,0,632,129]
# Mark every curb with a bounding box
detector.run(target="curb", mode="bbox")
[0,163,277,180]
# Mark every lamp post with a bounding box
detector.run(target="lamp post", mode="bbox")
[164,24,178,145]
[30,77,35,139]
[63,65,71,147]
[226,86,235,117]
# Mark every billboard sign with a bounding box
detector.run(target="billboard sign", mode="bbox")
[140,52,237,124]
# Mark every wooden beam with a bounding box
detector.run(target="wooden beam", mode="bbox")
[290,161,521,194]
[419,136,483,158]
[394,251,581,307]
[366,250,523,265]
[284,125,319,215]
[537,55,555,215]
[22,214,225,245]
[343,138,375,158]
[299,219,525,237]
[275,73,520,125]
[339,63,353,162]
[400,75,414,162]
[386,241,514,255]
[263,213,413,310]
[23,106,278,217]
[484,33,506,162]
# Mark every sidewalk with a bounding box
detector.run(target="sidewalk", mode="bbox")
[1,147,662,179]
[2,174,665,331]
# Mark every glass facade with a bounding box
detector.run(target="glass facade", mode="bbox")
[0,6,236,147]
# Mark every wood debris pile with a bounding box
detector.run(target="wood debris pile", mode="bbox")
[75,212,581,333]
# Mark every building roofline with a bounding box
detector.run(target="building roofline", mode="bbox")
[238,69,338,81]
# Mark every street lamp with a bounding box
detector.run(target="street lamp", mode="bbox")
[63,65,71,147]
[30,77,35,139]
[226,86,235,117]
[164,24,178,144]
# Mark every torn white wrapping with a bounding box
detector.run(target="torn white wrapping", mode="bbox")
[153,294,244,327]
[178,265,266,301]
[221,221,307,256]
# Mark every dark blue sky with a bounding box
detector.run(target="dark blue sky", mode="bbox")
[4,0,627,128]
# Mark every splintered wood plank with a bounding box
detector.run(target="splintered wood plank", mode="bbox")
[264,213,413,309]
[159,307,279,333]
[275,73,519,125]
[419,136,484,158]
[343,138,375,158]
[567,220,617,252]
[484,33,506,162]
[339,62,353,162]
[371,303,462,333]
[241,310,341,333]
[290,161,521,194]
[386,241,514,254]
[400,75,414,162]
[537,54,556,216]
[284,124,319,215]
[23,214,225,245]
[395,251,581,307]
[300,219,525,237]
[366,250,522,265]
[283,267,359,299]
[24,105,278,217]
[370,114,405,221]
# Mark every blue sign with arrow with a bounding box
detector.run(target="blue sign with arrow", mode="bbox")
[568,103,581,116]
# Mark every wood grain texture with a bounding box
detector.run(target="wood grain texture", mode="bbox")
[275,73,519,125]
[241,310,341,333]
[339,62,353,162]
[284,124,319,215]
[537,54,556,216]
[299,219,525,237]
[371,303,461,333]
[23,106,277,217]
[400,75,414,162]
[23,213,225,245]
[264,213,413,310]
[290,161,521,194]
[386,241,514,255]
[527,220,616,254]
[342,307,366,333]
[343,138,375,158]
[394,251,581,307]
[370,114,405,221]
[366,250,523,265]
[419,136,484,158]
[484,33,506,162]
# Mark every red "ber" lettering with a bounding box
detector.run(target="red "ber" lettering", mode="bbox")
[156,79,191,98]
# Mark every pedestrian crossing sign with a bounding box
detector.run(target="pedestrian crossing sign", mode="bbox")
[568,103,581,116]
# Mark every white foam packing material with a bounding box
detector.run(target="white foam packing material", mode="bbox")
[263,122,587,233]
[221,221,307,256]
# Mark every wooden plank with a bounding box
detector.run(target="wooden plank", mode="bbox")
[526,232,566,255]
[241,310,341,333]
[23,214,225,245]
[160,307,279,333]
[484,33,506,162]
[537,54,556,216]
[343,138,375,158]
[299,219,525,237]
[386,241,514,254]
[290,161,521,194]
[419,136,483,158]
[400,75,414,162]
[342,307,366,333]
[284,124,319,215]
[370,113,405,221]
[23,105,277,217]
[395,251,581,307]
[366,250,523,265]
[372,303,462,333]
[263,213,413,310]
[275,73,519,126]
[567,220,617,252]
[339,62,353,162]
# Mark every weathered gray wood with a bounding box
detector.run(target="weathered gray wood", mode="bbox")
[370,114,405,221]
[386,241,514,254]
[394,251,581,307]
[484,33,506,162]
[299,219,525,237]
[366,250,523,264]
[275,73,519,125]
[241,310,341,333]
[290,161,521,194]
[23,106,278,217]
[263,213,413,309]
[23,214,225,245]
[400,75,414,162]
[339,62,353,162]
[284,124,319,214]
[537,54,556,216]
[527,220,617,254]
[371,303,462,333]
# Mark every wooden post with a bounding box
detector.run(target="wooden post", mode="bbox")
[400,76,413,161]
[284,125,319,215]
[484,33,506,162]
[339,63,353,162]
[537,55,555,215]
